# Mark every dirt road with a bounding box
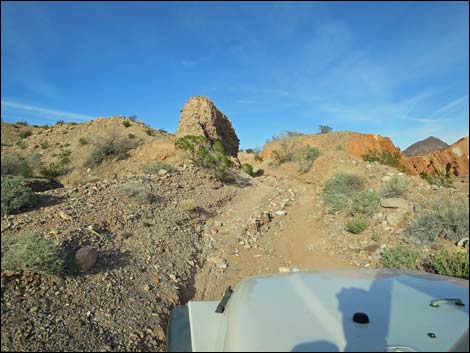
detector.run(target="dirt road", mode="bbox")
[194,171,355,301]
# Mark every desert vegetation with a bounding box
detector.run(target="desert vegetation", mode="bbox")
[84,132,140,167]
[1,176,38,214]
[175,135,233,181]
[379,175,408,198]
[143,161,175,174]
[1,232,75,276]
[405,194,469,244]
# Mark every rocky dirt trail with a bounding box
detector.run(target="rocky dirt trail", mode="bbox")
[194,171,354,301]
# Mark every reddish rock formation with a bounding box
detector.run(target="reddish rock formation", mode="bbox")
[404,137,469,177]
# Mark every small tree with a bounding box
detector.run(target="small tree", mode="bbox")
[319,125,333,134]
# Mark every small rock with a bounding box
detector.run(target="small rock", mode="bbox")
[381,176,391,182]
[456,238,469,249]
[158,169,168,175]
[275,210,287,216]
[380,198,411,210]
[207,257,227,269]
[75,247,97,272]
[386,210,409,227]
[279,267,290,273]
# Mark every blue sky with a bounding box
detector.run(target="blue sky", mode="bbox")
[1,1,468,149]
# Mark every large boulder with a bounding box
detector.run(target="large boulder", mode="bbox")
[176,96,240,157]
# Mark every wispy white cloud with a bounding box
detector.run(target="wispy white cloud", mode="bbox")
[430,94,469,119]
[1,100,95,122]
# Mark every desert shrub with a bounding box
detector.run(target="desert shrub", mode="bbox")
[180,199,197,212]
[128,133,136,139]
[269,132,304,166]
[362,149,405,171]
[254,154,263,162]
[245,148,254,154]
[15,140,27,149]
[345,217,369,234]
[241,163,254,176]
[84,133,139,167]
[294,146,321,174]
[419,172,454,188]
[372,231,381,242]
[380,245,421,270]
[1,176,38,214]
[144,161,176,174]
[18,129,33,139]
[40,141,50,149]
[380,176,408,198]
[128,115,137,121]
[1,232,74,276]
[145,127,155,136]
[158,129,167,134]
[351,191,380,216]
[1,152,43,178]
[424,250,469,279]
[175,136,233,181]
[318,125,333,134]
[405,195,468,244]
[118,183,157,203]
[15,121,28,126]
[55,120,65,125]
[323,173,365,213]
[122,120,132,128]
[69,121,78,125]
[40,161,68,179]
[78,137,88,145]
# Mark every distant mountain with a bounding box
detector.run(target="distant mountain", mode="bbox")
[403,136,449,157]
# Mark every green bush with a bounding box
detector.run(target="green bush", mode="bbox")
[323,173,365,213]
[1,152,43,178]
[128,115,137,121]
[424,250,469,279]
[144,161,176,174]
[293,146,321,174]
[84,133,139,167]
[175,136,233,181]
[380,176,408,198]
[78,137,88,145]
[254,154,263,162]
[18,130,33,139]
[405,195,469,244]
[55,120,65,125]
[128,133,136,139]
[362,149,406,172]
[40,141,50,149]
[1,232,75,276]
[15,121,28,126]
[380,246,421,270]
[351,191,380,216]
[40,161,68,179]
[245,148,254,154]
[318,125,333,134]
[158,129,167,134]
[122,120,132,128]
[145,127,155,136]
[345,217,369,234]
[241,163,254,176]
[419,172,454,188]
[1,176,38,214]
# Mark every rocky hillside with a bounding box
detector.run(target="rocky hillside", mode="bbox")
[403,136,449,157]
[404,137,469,177]
[1,118,176,186]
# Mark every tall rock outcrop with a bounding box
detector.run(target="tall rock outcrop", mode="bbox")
[176,96,240,157]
